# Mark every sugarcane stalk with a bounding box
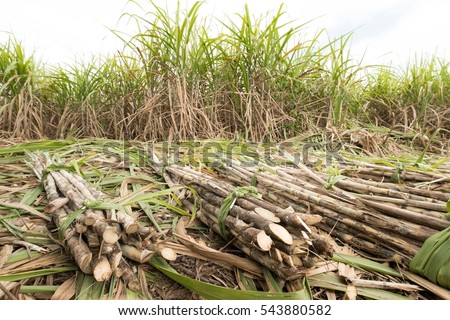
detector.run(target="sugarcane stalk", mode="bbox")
[116,210,140,234]
[328,176,436,201]
[259,193,322,226]
[194,188,293,245]
[65,229,93,274]
[117,259,140,291]
[49,171,86,208]
[43,171,94,273]
[352,193,446,216]
[182,199,273,252]
[195,209,301,280]
[44,197,69,214]
[271,238,307,255]
[75,222,87,234]
[92,254,113,282]
[108,246,123,270]
[343,166,446,183]
[185,164,322,229]
[84,228,100,248]
[71,173,105,199]
[59,170,97,200]
[120,244,154,263]
[346,176,450,202]
[310,203,420,255]
[359,198,450,231]
[242,167,437,242]
[318,222,407,263]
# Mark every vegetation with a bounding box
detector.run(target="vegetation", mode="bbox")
[0,1,449,141]
[1,138,448,299]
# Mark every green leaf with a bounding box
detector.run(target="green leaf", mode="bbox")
[263,268,283,292]
[410,227,450,288]
[150,256,309,300]
[308,273,410,300]
[324,175,346,189]
[5,250,42,264]
[332,253,402,278]
[19,285,59,294]
[58,207,86,240]
[0,267,77,282]
[76,273,106,300]
[20,184,44,206]
[236,269,257,291]
[218,186,261,240]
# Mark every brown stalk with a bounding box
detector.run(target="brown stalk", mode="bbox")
[195,209,300,280]
[182,199,273,252]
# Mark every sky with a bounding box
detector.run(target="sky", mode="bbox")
[0,0,449,67]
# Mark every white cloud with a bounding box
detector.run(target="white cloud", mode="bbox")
[0,0,448,65]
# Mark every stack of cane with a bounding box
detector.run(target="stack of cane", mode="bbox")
[30,154,176,289]
[212,153,450,264]
[162,164,333,281]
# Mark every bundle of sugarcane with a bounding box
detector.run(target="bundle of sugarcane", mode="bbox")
[340,159,450,188]
[209,152,450,264]
[29,153,176,289]
[160,163,333,281]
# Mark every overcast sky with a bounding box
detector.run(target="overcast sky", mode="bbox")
[0,0,449,67]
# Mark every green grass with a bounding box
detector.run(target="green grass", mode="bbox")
[0,1,449,141]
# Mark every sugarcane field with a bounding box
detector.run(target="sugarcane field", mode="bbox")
[1,1,450,301]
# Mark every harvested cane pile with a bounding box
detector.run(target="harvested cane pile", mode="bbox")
[2,137,449,300]
[156,148,450,281]
[29,153,177,290]
[162,165,332,280]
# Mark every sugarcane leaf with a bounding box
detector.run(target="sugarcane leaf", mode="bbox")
[437,259,450,289]
[150,256,308,300]
[410,227,450,290]
[308,273,410,300]
[332,253,402,277]
[76,273,106,300]
[217,186,261,239]
[263,268,283,292]
[69,158,86,178]
[58,207,86,240]
[147,198,191,216]
[414,128,447,165]
[125,288,143,300]
[19,285,59,294]
[0,201,51,221]
[250,174,257,187]
[236,269,258,291]
[138,201,164,235]
[0,140,74,155]
[5,250,42,264]
[0,267,77,282]
[0,216,24,239]
[389,163,404,183]
[44,163,77,175]
[52,276,77,300]
[324,174,346,189]
[410,228,450,287]
[20,184,44,206]
[217,194,235,239]
[302,276,313,300]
